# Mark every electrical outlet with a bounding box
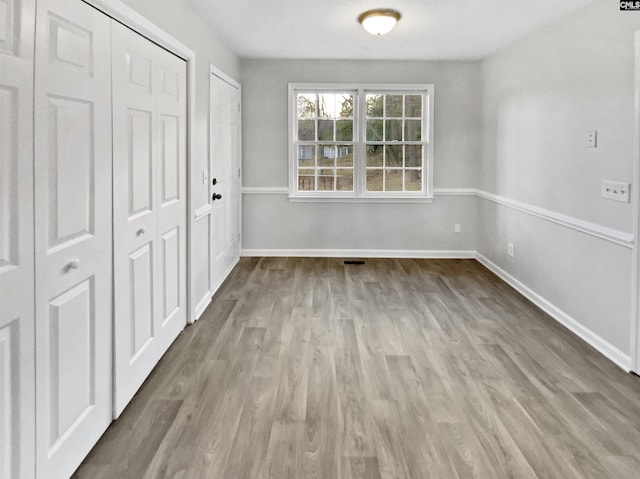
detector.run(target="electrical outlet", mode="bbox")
[454,223,461,233]
[507,243,515,257]
[601,180,630,203]
[586,130,597,148]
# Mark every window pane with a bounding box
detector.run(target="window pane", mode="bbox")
[318,93,335,118]
[337,94,354,118]
[405,95,422,117]
[385,145,403,167]
[337,145,353,167]
[319,144,336,167]
[298,94,316,119]
[386,170,403,191]
[405,170,422,191]
[366,94,383,117]
[318,169,335,191]
[367,120,383,141]
[298,119,315,141]
[385,119,402,141]
[336,120,353,141]
[336,169,353,191]
[298,169,315,191]
[318,119,334,141]
[366,145,383,167]
[405,145,422,168]
[366,169,383,191]
[385,95,403,117]
[404,120,421,141]
[298,145,315,167]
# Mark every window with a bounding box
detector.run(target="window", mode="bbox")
[295,91,355,193]
[289,83,434,201]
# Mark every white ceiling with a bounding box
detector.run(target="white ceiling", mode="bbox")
[185,0,595,61]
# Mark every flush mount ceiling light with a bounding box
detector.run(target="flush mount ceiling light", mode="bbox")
[358,8,401,36]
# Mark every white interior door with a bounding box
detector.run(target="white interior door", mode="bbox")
[34,1,113,478]
[0,1,36,477]
[112,20,187,417]
[210,71,241,290]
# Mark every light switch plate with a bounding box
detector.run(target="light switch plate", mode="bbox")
[601,180,629,203]
[586,130,597,148]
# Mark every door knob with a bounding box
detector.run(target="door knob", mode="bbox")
[137,227,146,236]
[67,259,80,271]
[212,193,222,201]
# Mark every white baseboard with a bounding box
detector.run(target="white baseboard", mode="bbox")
[475,253,631,372]
[193,257,240,322]
[241,249,477,259]
[210,258,240,299]
[194,293,212,322]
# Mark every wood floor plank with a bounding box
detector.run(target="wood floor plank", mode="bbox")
[74,258,640,479]
[222,376,278,479]
[304,339,340,479]
[341,456,382,479]
[334,319,375,458]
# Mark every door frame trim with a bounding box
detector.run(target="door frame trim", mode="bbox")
[82,0,197,324]
[631,30,640,373]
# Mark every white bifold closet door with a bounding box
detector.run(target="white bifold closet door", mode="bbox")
[111,20,187,417]
[0,0,36,477]
[33,1,113,478]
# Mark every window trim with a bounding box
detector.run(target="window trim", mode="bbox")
[288,82,435,202]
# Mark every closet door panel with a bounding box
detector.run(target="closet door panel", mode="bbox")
[112,21,159,416]
[47,280,95,438]
[112,21,186,417]
[34,1,112,478]
[128,108,154,217]
[46,97,94,246]
[129,242,155,357]
[155,50,186,355]
[161,227,180,323]
[160,114,180,204]
[0,0,35,477]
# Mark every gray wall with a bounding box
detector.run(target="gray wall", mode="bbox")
[240,60,482,253]
[478,0,640,358]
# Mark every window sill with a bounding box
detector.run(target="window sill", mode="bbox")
[288,195,435,204]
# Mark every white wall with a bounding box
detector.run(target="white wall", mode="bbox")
[240,60,481,254]
[478,0,640,365]
[120,0,240,317]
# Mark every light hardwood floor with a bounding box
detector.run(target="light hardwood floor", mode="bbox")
[74,258,640,478]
